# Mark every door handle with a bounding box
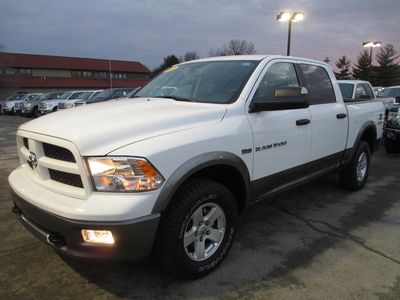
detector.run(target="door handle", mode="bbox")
[337,113,347,119]
[296,119,311,126]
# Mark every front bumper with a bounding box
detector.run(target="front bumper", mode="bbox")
[385,128,400,140]
[11,190,160,261]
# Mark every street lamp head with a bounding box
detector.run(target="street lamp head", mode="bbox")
[292,12,304,22]
[277,12,292,22]
[277,12,304,22]
[363,41,382,48]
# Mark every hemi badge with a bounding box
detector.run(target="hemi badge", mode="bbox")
[242,148,252,155]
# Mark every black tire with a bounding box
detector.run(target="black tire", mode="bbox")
[339,141,370,191]
[384,138,400,154]
[32,106,40,118]
[155,178,238,279]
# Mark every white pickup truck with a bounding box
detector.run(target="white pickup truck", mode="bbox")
[9,56,384,279]
[338,80,396,115]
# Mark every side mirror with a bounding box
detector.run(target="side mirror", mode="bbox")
[395,96,400,104]
[250,86,309,112]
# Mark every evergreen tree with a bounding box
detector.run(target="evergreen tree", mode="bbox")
[152,55,180,77]
[352,50,372,81]
[323,57,330,64]
[374,44,400,86]
[334,55,352,79]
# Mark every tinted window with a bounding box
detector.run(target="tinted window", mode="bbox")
[253,62,299,101]
[339,83,354,99]
[354,84,367,99]
[299,64,335,104]
[362,84,374,99]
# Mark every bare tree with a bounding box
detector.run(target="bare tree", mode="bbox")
[210,39,257,56]
[182,51,200,62]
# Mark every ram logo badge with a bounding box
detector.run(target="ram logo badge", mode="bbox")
[29,152,38,168]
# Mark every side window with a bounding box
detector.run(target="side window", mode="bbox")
[362,84,374,99]
[299,64,336,104]
[253,62,299,101]
[355,84,367,99]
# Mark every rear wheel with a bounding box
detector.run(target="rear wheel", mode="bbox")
[155,178,238,279]
[339,142,370,191]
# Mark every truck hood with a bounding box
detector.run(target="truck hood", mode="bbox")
[19,97,227,155]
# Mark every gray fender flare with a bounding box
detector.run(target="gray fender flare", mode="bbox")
[151,151,251,214]
[342,121,378,165]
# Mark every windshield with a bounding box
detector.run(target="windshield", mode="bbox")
[339,83,354,99]
[69,92,87,100]
[38,92,64,101]
[25,94,40,101]
[92,89,132,101]
[93,89,112,100]
[77,91,95,100]
[8,94,28,101]
[135,60,259,104]
[58,92,73,100]
[380,87,400,98]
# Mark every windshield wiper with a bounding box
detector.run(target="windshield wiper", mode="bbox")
[159,96,198,102]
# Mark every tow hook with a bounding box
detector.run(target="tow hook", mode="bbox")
[12,205,22,215]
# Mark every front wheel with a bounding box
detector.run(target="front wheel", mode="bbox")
[339,142,370,191]
[155,178,238,279]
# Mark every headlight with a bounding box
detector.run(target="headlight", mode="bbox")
[86,157,164,192]
[5,103,12,107]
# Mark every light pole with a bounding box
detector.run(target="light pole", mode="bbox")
[362,41,381,64]
[277,12,304,56]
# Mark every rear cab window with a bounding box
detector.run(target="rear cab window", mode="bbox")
[299,64,336,105]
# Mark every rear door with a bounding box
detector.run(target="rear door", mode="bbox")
[298,63,347,168]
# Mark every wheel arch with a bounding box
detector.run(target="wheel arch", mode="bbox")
[152,152,251,215]
[342,121,378,166]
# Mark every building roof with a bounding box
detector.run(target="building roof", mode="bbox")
[0,52,151,74]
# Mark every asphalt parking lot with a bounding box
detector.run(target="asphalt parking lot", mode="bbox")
[1,114,400,299]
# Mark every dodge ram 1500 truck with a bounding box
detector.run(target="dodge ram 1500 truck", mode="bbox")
[9,56,384,279]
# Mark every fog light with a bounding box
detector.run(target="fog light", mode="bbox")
[81,229,114,244]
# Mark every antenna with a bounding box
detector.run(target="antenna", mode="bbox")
[108,57,113,97]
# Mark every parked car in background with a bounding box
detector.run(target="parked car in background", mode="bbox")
[58,90,103,109]
[384,104,400,153]
[378,86,400,100]
[21,92,64,117]
[39,91,91,114]
[338,80,396,117]
[3,93,41,115]
[74,88,136,106]
[14,94,43,114]
[373,86,385,96]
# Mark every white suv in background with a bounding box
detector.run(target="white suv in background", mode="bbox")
[39,90,92,114]
[58,90,103,110]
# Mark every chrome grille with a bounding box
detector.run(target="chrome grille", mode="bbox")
[43,143,76,162]
[49,169,83,188]
[17,132,89,199]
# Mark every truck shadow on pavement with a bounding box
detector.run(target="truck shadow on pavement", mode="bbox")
[61,155,400,299]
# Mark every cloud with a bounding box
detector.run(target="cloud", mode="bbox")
[0,0,399,69]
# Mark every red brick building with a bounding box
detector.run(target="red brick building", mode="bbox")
[0,52,150,96]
